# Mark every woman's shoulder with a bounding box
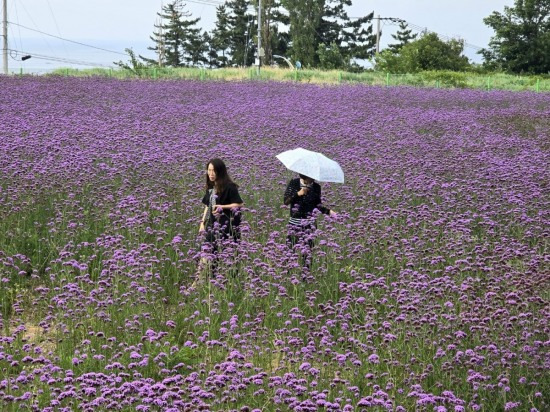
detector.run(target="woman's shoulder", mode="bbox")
[223,181,240,194]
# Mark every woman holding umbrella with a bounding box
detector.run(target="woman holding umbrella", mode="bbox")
[278,148,342,269]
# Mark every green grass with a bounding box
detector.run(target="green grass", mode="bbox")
[38,66,550,92]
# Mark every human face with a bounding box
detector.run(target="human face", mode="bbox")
[301,176,314,185]
[207,163,217,182]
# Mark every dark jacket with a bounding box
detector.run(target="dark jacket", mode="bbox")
[284,178,330,221]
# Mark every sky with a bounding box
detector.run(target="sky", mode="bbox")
[3,0,514,73]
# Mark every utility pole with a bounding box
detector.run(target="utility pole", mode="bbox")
[376,14,380,54]
[2,0,7,75]
[257,0,262,71]
[158,2,165,67]
[373,16,405,55]
[158,18,165,67]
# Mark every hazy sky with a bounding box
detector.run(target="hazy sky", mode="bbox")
[4,0,514,71]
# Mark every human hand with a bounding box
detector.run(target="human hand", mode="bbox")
[330,210,337,217]
[213,206,223,218]
[199,222,205,233]
[298,187,309,196]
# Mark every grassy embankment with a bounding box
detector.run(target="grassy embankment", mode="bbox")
[44,66,550,92]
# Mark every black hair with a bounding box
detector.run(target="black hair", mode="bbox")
[206,158,236,194]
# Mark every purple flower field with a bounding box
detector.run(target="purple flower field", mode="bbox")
[0,76,549,411]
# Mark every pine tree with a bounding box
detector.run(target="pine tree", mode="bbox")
[254,0,288,66]
[387,21,418,54]
[210,4,232,67]
[143,0,201,67]
[281,0,324,67]
[341,11,376,63]
[281,0,375,69]
[186,30,209,66]
[319,0,376,66]
[269,3,290,63]
[226,0,256,67]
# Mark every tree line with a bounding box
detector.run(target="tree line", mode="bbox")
[116,0,550,75]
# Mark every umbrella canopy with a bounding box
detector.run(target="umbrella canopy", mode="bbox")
[276,147,344,183]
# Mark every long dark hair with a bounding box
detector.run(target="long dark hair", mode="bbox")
[206,158,236,194]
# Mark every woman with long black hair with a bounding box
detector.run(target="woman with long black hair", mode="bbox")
[196,158,243,280]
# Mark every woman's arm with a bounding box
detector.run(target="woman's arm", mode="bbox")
[217,202,244,210]
[199,206,208,232]
[212,202,243,218]
[313,184,334,215]
[214,184,244,216]
[284,179,305,205]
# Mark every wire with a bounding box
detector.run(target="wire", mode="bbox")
[7,48,116,67]
[185,0,223,6]
[350,15,484,51]
[388,19,484,51]
[45,0,69,57]
[7,21,129,56]
[10,0,23,52]
[15,0,57,56]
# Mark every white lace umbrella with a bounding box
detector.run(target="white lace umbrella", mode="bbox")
[276,147,344,183]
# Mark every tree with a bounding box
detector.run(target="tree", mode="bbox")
[317,41,345,69]
[226,0,256,66]
[210,4,232,67]
[254,0,288,65]
[281,0,324,67]
[186,30,210,67]
[387,21,418,54]
[143,0,202,67]
[318,0,376,67]
[375,32,470,73]
[481,0,550,74]
[114,48,149,76]
[280,0,375,69]
[254,0,290,65]
[340,11,376,63]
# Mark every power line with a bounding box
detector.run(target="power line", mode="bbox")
[185,0,223,7]
[13,0,57,58]
[7,47,115,67]
[391,19,483,51]
[407,22,483,51]
[349,16,484,51]
[45,0,69,57]
[7,21,129,56]
[10,0,23,52]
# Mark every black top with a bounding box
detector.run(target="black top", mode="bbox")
[284,178,330,222]
[202,183,243,230]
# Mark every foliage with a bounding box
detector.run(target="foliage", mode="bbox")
[481,0,550,74]
[281,0,375,69]
[142,0,202,67]
[387,21,418,54]
[317,41,345,70]
[420,70,468,88]
[226,0,257,67]
[257,0,289,66]
[138,0,373,70]
[280,0,323,67]
[375,32,470,73]
[46,66,550,92]
[210,4,232,68]
[114,48,149,76]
